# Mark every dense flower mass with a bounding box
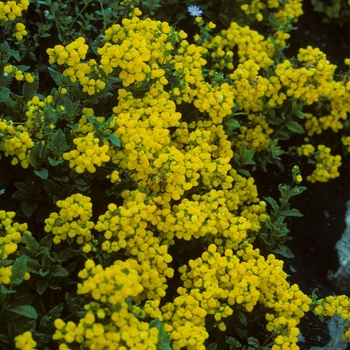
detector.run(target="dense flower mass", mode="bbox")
[2,1,350,350]
[52,259,160,349]
[44,193,95,245]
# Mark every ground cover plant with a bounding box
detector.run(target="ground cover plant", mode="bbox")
[1,0,350,349]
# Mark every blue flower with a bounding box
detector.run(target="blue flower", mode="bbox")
[188,5,203,17]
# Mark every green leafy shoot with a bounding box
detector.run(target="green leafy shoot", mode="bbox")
[259,166,306,258]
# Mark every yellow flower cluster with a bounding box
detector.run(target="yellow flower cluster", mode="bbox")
[53,259,159,350]
[275,55,328,105]
[3,64,35,83]
[342,136,350,153]
[0,0,29,21]
[94,191,174,301]
[204,22,274,71]
[47,37,88,66]
[62,132,110,174]
[77,259,143,302]
[0,210,30,284]
[161,244,310,349]
[74,108,98,135]
[236,113,274,151]
[314,295,350,341]
[192,82,235,124]
[25,94,65,140]
[298,144,342,182]
[157,187,260,248]
[71,108,119,176]
[98,16,176,87]
[13,22,27,40]
[14,331,37,350]
[0,119,34,168]
[47,37,106,95]
[239,0,303,25]
[44,193,95,245]
[155,171,265,249]
[110,89,183,197]
[273,0,303,25]
[230,60,269,111]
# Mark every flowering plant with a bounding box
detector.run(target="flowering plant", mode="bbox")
[0,1,350,350]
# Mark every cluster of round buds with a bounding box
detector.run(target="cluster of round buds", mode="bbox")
[62,132,110,174]
[0,0,29,21]
[0,119,35,168]
[44,193,95,245]
[3,64,35,83]
[0,211,23,260]
[14,331,37,350]
[236,113,274,151]
[13,22,27,41]
[53,305,159,350]
[53,259,159,349]
[47,37,88,66]
[265,316,301,350]
[98,15,186,88]
[47,38,107,95]
[314,295,350,341]
[0,211,31,284]
[95,190,174,301]
[192,82,235,124]
[298,144,342,182]
[230,60,271,112]
[203,22,274,72]
[273,0,304,25]
[77,259,144,302]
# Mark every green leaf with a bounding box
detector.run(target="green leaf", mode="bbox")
[26,260,40,274]
[85,114,102,127]
[29,142,45,170]
[50,264,69,277]
[21,200,38,217]
[281,208,303,217]
[39,303,64,331]
[259,231,271,246]
[238,169,251,177]
[285,120,304,134]
[237,311,247,326]
[39,254,51,277]
[11,255,27,286]
[272,245,295,258]
[34,168,49,179]
[0,285,15,294]
[149,318,172,350]
[14,182,28,191]
[12,189,29,201]
[22,79,39,101]
[22,233,39,252]
[75,178,90,192]
[53,175,69,182]
[107,134,121,147]
[264,196,279,211]
[36,278,48,295]
[59,249,79,262]
[235,327,247,339]
[248,337,260,348]
[42,179,62,199]
[225,118,241,128]
[48,157,64,166]
[47,67,65,87]
[48,129,70,156]
[10,305,38,319]
[39,234,53,251]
